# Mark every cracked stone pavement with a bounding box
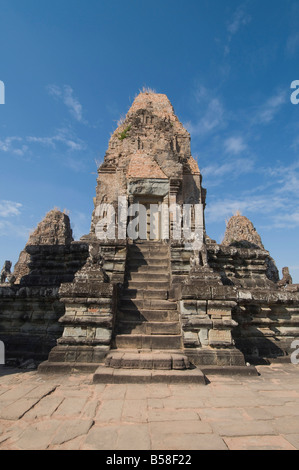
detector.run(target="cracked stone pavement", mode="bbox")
[0,363,299,450]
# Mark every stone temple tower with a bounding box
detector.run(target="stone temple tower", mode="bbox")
[34,91,299,381]
[39,91,214,380]
[89,91,206,244]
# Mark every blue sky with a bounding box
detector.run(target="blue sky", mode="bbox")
[1,0,299,281]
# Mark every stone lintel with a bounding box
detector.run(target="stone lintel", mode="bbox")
[212,319,238,329]
[128,179,169,197]
[58,335,112,346]
[59,297,113,305]
[208,300,237,309]
[182,317,212,328]
[58,315,113,327]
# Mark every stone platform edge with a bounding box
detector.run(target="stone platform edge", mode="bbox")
[38,361,258,379]
[92,366,207,384]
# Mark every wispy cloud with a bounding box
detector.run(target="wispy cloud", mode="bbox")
[202,158,254,185]
[264,159,299,195]
[185,85,225,137]
[0,200,30,240]
[224,3,251,55]
[47,84,86,123]
[224,136,247,155]
[64,156,88,173]
[205,156,299,230]
[272,211,299,228]
[206,194,286,224]
[0,137,28,156]
[253,90,286,124]
[0,200,22,217]
[27,127,87,152]
[227,4,251,35]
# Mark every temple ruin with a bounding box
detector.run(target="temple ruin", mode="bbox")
[0,91,298,382]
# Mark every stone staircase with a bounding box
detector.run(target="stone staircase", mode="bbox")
[93,242,206,383]
[115,242,182,352]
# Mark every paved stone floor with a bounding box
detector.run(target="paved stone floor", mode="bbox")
[0,363,299,450]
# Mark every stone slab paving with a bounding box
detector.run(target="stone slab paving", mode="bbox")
[0,364,299,450]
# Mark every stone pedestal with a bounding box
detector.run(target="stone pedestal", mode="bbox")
[179,271,246,367]
[38,243,121,373]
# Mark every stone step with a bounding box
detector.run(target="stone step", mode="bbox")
[126,281,169,290]
[105,350,189,370]
[115,334,182,350]
[128,251,169,260]
[127,265,168,274]
[122,289,168,300]
[116,321,181,335]
[129,243,169,251]
[117,309,179,322]
[93,367,207,384]
[128,259,169,268]
[128,272,169,281]
[120,299,177,310]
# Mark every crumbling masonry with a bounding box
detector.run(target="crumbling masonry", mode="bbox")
[1,91,298,381]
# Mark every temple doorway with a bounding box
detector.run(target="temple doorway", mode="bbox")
[135,196,163,241]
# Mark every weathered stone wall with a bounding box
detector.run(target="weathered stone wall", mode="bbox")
[171,240,299,364]
[171,242,278,287]
[0,242,89,363]
[0,285,64,363]
[233,290,299,362]
[38,241,127,371]
[178,284,245,366]
[177,282,299,364]
[20,243,89,287]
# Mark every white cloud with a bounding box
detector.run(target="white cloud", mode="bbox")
[0,200,22,217]
[0,127,86,162]
[47,84,85,123]
[223,4,251,55]
[27,127,87,152]
[271,211,299,228]
[64,156,87,172]
[254,90,286,124]
[224,136,247,155]
[227,5,251,35]
[0,201,30,240]
[205,194,286,224]
[26,136,56,148]
[185,97,225,137]
[205,156,299,230]
[0,137,28,156]
[265,159,299,195]
[202,157,253,181]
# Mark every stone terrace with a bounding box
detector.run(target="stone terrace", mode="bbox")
[0,364,299,450]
